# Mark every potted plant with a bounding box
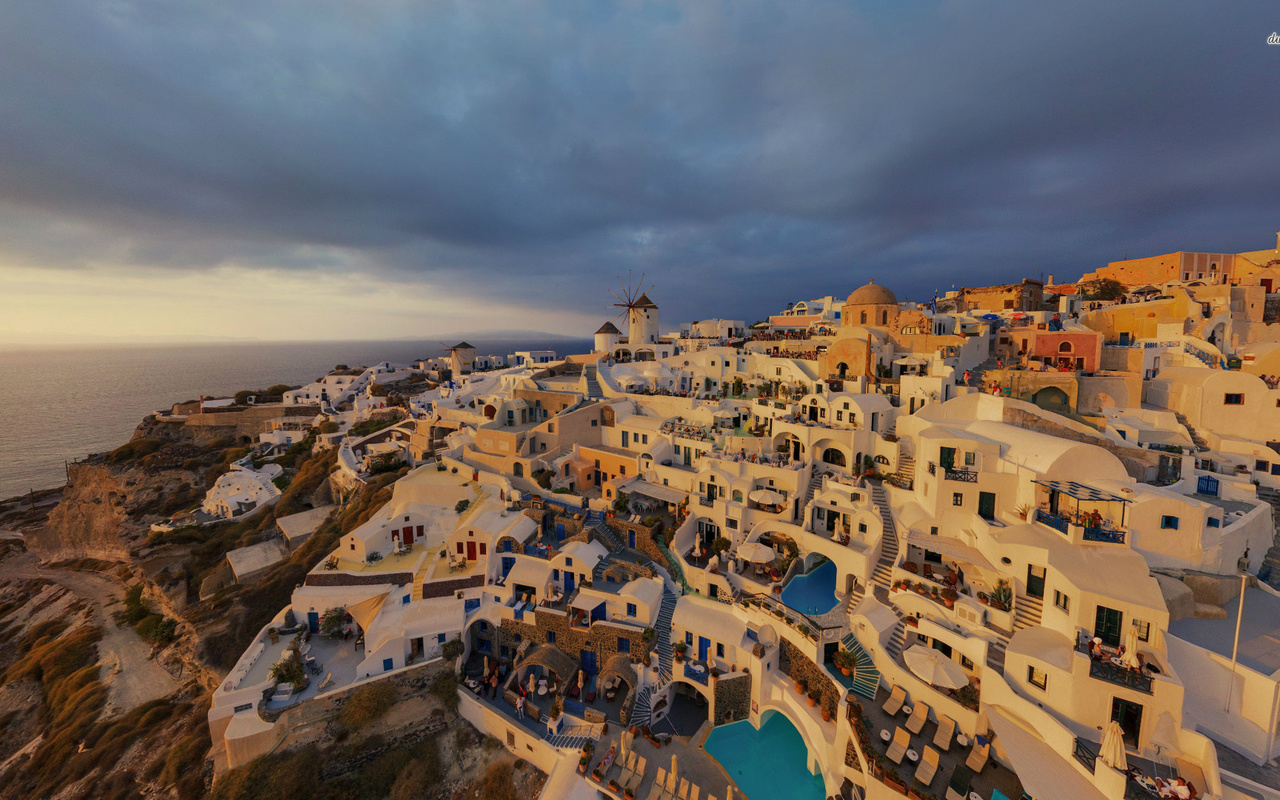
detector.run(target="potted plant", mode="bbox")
[821,705,832,722]
[1015,503,1030,521]
[624,786,637,800]
[609,779,621,793]
[915,583,928,595]
[578,756,589,774]
[991,578,1013,612]
[710,667,721,683]
[904,615,919,628]
[674,642,687,663]
[591,767,603,783]
[582,741,595,758]
[977,591,989,606]
[941,587,958,609]
[795,678,807,695]
[807,688,820,707]
[267,627,280,644]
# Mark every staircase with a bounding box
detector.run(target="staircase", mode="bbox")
[892,444,915,487]
[801,470,824,517]
[546,723,596,750]
[1173,412,1211,453]
[869,483,899,591]
[985,636,1007,674]
[583,364,604,399]
[840,633,882,699]
[885,619,907,661]
[1258,488,1280,588]
[631,590,677,729]
[1014,594,1044,631]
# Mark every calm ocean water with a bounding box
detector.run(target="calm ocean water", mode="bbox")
[0,337,589,499]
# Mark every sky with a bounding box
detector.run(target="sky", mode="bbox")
[1,1,1278,344]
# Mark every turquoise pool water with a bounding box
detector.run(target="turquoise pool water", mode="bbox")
[704,712,826,800]
[780,560,839,615]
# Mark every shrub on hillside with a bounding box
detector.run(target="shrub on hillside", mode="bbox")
[340,681,396,730]
[474,762,517,800]
[107,438,163,464]
[429,671,459,712]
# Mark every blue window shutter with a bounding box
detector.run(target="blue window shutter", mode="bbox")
[383,658,393,671]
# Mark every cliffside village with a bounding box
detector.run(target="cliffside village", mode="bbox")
[205,235,1280,800]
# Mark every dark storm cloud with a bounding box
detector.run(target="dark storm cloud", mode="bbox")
[1,0,1278,325]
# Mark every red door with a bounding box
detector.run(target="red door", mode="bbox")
[467,541,477,561]
[403,527,414,545]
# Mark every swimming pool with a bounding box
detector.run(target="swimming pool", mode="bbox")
[704,712,826,800]
[780,559,839,615]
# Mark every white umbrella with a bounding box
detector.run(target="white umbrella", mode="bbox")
[670,753,678,783]
[528,673,536,694]
[902,644,968,690]
[748,488,784,505]
[1121,625,1141,670]
[622,727,634,756]
[737,542,775,563]
[1100,721,1128,772]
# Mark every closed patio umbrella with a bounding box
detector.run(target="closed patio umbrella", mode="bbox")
[1100,721,1128,772]
[736,542,775,563]
[903,644,968,690]
[1121,625,1141,670]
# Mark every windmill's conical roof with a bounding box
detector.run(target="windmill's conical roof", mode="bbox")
[633,293,657,309]
[595,321,622,335]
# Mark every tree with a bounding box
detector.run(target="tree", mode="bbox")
[319,607,347,637]
[267,384,293,396]
[234,390,254,405]
[612,491,630,514]
[455,499,470,515]
[1078,278,1126,301]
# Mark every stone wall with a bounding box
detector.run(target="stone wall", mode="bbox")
[1001,405,1161,479]
[779,639,839,718]
[713,673,751,725]
[486,608,645,678]
[420,574,485,598]
[605,518,666,565]
[304,571,413,588]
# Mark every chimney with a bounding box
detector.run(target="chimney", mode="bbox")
[1047,274,1055,286]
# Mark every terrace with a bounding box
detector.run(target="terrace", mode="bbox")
[849,685,1026,800]
[1033,479,1130,546]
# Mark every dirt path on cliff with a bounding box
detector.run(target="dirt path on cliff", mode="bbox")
[0,553,178,715]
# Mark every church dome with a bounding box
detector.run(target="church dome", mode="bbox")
[846,280,898,307]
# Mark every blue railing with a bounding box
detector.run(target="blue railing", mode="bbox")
[1082,525,1125,544]
[683,662,708,685]
[1037,511,1070,535]
[526,544,554,560]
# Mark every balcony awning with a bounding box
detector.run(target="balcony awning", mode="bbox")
[1033,479,1130,503]
[624,479,686,504]
[903,534,998,572]
[986,705,1109,800]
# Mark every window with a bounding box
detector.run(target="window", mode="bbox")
[548,423,555,433]
[836,411,843,421]
[1028,665,1048,690]
[815,507,825,521]
[591,420,598,427]
[618,638,631,654]
[964,451,976,466]
[960,655,974,671]
[1207,517,1220,528]
[547,630,556,643]
[565,558,573,567]
[776,368,782,376]
[383,658,394,672]
[1224,393,1244,405]
[727,518,739,529]
[437,633,447,643]
[860,311,868,324]
[952,493,964,507]
[717,642,725,658]
[685,632,693,646]
[858,522,867,533]
[619,465,626,476]
[1161,515,1180,530]
[626,603,637,617]
[1054,590,1070,612]
[1256,460,1269,472]
[1132,619,1150,642]
[553,569,560,580]
[930,526,938,536]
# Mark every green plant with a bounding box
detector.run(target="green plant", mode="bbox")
[340,681,396,729]
[269,658,305,687]
[455,499,471,514]
[441,636,465,661]
[991,578,1013,611]
[429,671,459,712]
[955,683,980,710]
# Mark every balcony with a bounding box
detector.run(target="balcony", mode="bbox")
[1081,524,1125,545]
[1086,655,1154,694]
[943,466,979,483]
[1073,737,1099,773]
[698,496,714,508]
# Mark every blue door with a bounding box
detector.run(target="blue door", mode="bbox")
[556,522,566,541]
[629,531,636,548]
[307,612,319,634]
[622,431,629,447]
[502,556,515,576]
[563,571,575,595]
[581,650,597,675]
[698,636,710,663]
[1197,475,1220,497]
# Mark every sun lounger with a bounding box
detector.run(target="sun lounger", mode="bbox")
[317,671,334,691]
[625,756,646,795]
[933,715,955,751]
[882,685,907,716]
[687,785,700,800]
[887,726,911,764]
[645,768,668,800]
[946,764,974,800]
[965,739,989,773]
[906,701,930,735]
[676,778,690,799]
[663,769,679,800]
[915,746,940,787]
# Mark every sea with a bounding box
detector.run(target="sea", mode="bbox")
[0,337,590,500]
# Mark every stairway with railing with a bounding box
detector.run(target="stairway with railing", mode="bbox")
[630,590,677,729]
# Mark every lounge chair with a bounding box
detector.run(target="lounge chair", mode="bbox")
[945,764,974,800]
[906,701,930,735]
[915,746,940,787]
[933,715,955,751]
[317,671,334,691]
[663,769,679,799]
[645,768,669,800]
[617,751,637,783]
[676,778,690,799]
[625,756,646,795]
[965,739,990,772]
[887,727,911,764]
[882,685,907,716]
[687,785,700,800]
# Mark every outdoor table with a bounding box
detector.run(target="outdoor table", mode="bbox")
[906,749,919,763]
[956,733,970,748]
[902,705,914,717]
[969,793,982,800]
[880,729,892,743]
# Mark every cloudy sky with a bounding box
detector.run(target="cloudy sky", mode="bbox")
[1,1,1278,344]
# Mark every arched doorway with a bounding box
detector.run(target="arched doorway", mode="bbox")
[836,362,848,378]
[1032,386,1071,413]
[822,448,846,467]
[513,463,524,478]
[483,404,497,420]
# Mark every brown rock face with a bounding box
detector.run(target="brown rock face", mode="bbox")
[30,463,132,561]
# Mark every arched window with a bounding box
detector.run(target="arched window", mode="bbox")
[860,311,868,324]
[1058,341,1073,353]
[732,490,743,503]
[881,310,889,325]
[822,448,846,467]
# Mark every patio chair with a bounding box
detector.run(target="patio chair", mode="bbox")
[676,778,690,799]
[645,768,668,800]
[687,785,700,800]
[933,714,955,751]
[663,768,680,800]
[965,739,990,773]
[945,764,974,800]
[915,746,940,787]
[317,671,334,691]
[882,685,907,716]
[906,701,930,735]
[887,727,911,764]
